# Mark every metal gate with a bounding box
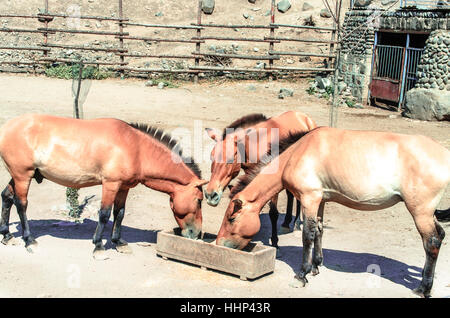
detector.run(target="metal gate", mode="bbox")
[369,44,405,104]
[369,33,426,109]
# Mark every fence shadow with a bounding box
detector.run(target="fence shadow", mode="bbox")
[256,213,423,292]
[11,218,159,247]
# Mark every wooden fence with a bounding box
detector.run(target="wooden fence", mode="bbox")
[0,0,340,81]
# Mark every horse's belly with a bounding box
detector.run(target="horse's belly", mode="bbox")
[38,166,102,188]
[324,188,403,211]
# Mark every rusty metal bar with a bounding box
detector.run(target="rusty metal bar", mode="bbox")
[192,52,280,60]
[190,66,270,72]
[118,0,125,77]
[118,35,203,43]
[267,66,336,72]
[269,0,276,79]
[0,27,54,34]
[118,53,196,59]
[270,23,336,32]
[0,14,41,19]
[0,46,50,51]
[192,36,279,43]
[38,28,128,36]
[122,22,202,30]
[39,57,127,65]
[36,13,129,22]
[192,23,276,29]
[195,0,202,84]
[269,50,336,58]
[115,66,199,73]
[41,43,127,52]
[265,36,338,44]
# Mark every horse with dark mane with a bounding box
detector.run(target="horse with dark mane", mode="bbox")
[0,114,207,259]
[205,111,317,250]
[216,127,449,297]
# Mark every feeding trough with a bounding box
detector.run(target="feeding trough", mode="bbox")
[156,228,276,281]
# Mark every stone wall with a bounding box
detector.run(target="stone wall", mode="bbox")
[415,30,450,91]
[338,7,450,104]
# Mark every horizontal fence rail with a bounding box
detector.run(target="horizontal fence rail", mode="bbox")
[0,0,339,79]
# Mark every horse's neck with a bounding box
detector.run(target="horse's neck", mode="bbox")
[139,140,196,191]
[242,153,290,210]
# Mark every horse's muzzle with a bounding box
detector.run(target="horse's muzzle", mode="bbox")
[205,190,222,207]
[181,225,201,240]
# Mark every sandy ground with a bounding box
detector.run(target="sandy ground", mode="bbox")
[0,73,449,298]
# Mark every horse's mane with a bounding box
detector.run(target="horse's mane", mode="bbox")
[128,123,202,179]
[229,130,312,198]
[222,113,268,139]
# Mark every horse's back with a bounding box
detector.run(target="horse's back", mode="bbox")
[285,127,449,209]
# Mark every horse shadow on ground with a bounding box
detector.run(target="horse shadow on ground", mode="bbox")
[255,213,424,292]
[10,218,159,249]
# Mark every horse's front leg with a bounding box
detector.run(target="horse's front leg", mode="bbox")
[111,188,131,254]
[92,182,120,260]
[280,190,293,234]
[268,195,280,251]
[294,193,322,287]
[0,180,16,245]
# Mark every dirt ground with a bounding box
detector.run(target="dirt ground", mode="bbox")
[0,73,449,298]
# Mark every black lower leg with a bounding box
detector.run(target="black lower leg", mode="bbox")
[282,191,294,228]
[92,206,112,251]
[0,186,14,243]
[312,218,324,275]
[15,198,36,247]
[416,224,444,298]
[269,202,279,249]
[111,207,127,246]
[295,216,316,285]
[294,200,302,230]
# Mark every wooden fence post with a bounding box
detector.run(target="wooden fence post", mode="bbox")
[194,0,202,84]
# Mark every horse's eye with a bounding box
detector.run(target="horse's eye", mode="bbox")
[197,199,202,208]
[228,217,236,224]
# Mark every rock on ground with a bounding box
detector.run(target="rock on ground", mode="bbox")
[278,88,294,99]
[320,8,332,18]
[302,2,314,11]
[404,88,450,121]
[277,0,291,13]
[202,0,215,14]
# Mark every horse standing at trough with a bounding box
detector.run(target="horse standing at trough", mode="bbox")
[216,127,450,297]
[0,114,208,259]
[204,111,317,249]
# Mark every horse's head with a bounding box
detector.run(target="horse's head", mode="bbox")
[170,179,208,239]
[216,197,260,249]
[204,128,244,207]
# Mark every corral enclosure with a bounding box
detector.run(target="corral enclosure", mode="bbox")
[0,0,449,299]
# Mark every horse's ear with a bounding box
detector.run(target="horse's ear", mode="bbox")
[227,184,233,191]
[205,128,220,141]
[232,199,243,212]
[193,179,209,188]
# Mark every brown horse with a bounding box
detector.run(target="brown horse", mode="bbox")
[216,127,449,297]
[0,114,207,259]
[205,111,317,249]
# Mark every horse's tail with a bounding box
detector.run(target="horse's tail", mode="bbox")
[436,208,450,222]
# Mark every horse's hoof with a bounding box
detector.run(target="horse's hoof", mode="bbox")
[2,234,19,246]
[413,286,431,298]
[278,226,292,235]
[275,248,282,259]
[115,242,132,254]
[93,246,109,261]
[25,237,38,248]
[311,267,320,276]
[293,274,308,287]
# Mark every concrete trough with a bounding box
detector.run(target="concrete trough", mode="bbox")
[155,228,276,280]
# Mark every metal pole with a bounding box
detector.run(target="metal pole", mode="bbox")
[330,0,342,128]
[118,0,125,78]
[43,0,49,57]
[74,62,83,119]
[269,0,275,80]
[194,0,202,84]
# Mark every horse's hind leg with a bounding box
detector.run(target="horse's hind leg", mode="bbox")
[0,180,15,244]
[280,190,294,233]
[12,177,36,249]
[92,182,120,260]
[411,212,445,298]
[294,193,322,287]
[311,201,325,276]
[268,196,280,251]
[111,188,131,254]
[293,199,302,231]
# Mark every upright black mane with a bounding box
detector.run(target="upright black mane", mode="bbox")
[222,113,268,139]
[129,123,202,179]
[229,130,312,198]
